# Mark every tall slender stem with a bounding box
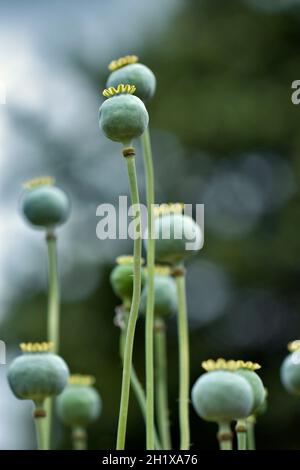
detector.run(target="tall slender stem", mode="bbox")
[217,422,233,450]
[246,416,256,450]
[175,268,190,450]
[154,318,172,450]
[45,231,60,450]
[116,152,142,450]
[141,127,155,450]
[46,232,60,352]
[72,427,87,450]
[119,313,161,450]
[236,419,247,450]
[34,405,47,450]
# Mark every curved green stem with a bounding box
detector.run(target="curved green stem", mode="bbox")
[154,318,172,450]
[116,153,142,450]
[141,127,155,450]
[34,405,47,450]
[45,231,60,450]
[246,416,256,450]
[119,314,161,450]
[218,422,232,450]
[72,427,87,450]
[236,419,247,450]
[175,269,190,450]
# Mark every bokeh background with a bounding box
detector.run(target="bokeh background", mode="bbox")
[1,0,300,450]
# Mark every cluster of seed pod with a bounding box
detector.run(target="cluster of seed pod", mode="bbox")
[100,54,204,451]
[191,359,266,450]
[7,178,102,450]
[101,55,268,452]
[6,52,299,452]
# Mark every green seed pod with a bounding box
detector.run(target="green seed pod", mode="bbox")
[146,205,202,265]
[56,375,102,428]
[280,341,300,395]
[140,266,177,319]
[235,369,266,414]
[107,55,156,102]
[110,256,146,306]
[191,370,253,423]
[99,84,149,146]
[255,388,268,416]
[281,353,300,394]
[7,342,69,405]
[22,177,70,229]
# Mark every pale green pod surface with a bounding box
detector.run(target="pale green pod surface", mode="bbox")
[140,275,177,319]
[7,353,69,403]
[235,369,265,414]
[255,392,268,416]
[56,384,102,428]
[99,94,149,145]
[107,63,156,102]
[281,352,300,395]
[22,186,70,229]
[110,264,146,304]
[191,370,254,422]
[149,214,202,265]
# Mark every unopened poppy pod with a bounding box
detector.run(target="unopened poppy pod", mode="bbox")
[99,84,149,146]
[22,177,70,229]
[255,388,268,416]
[191,359,254,450]
[281,340,300,395]
[7,342,69,406]
[140,266,177,319]
[110,256,146,308]
[107,55,156,102]
[21,176,70,355]
[233,361,264,450]
[57,375,102,429]
[148,204,203,266]
[192,360,254,423]
[235,366,265,414]
[7,342,69,450]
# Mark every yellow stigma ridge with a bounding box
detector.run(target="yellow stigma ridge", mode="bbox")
[23,176,55,189]
[154,265,171,276]
[153,203,185,218]
[108,55,139,71]
[202,358,261,372]
[116,255,145,266]
[102,84,136,98]
[288,340,300,352]
[20,342,54,353]
[69,374,96,386]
